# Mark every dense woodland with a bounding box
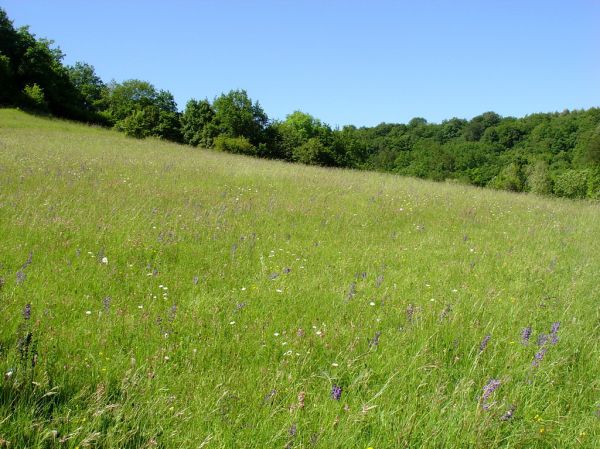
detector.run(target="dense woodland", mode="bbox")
[2,8,599,199]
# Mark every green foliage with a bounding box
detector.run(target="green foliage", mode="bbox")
[212,89,268,145]
[526,160,553,195]
[181,99,217,147]
[21,83,48,112]
[67,61,106,112]
[106,80,181,141]
[489,162,526,191]
[1,7,600,199]
[213,135,255,155]
[585,127,600,166]
[553,169,590,198]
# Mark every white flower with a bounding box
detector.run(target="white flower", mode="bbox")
[101,256,108,264]
[276,289,283,293]
[369,301,375,306]
[331,362,339,367]
[85,310,92,315]
[274,332,280,337]
[229,321,236,325]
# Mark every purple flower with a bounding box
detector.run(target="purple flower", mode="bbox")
[550,322,560,345]
[481,379,501,410]
[479,335,491,352]
[406,304,415,323]
[22,303,31,320]
[532,347,547,367]
[16,270,26,285]
[369,331,381,348]
[103,296,111,311]
[288,423,297,436]
[521,326,532,345]
[331,385,342,401]
[537,334,549,346]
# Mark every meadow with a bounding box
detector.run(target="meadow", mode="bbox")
[0,109,599,448]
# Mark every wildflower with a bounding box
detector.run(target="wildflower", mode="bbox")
[481,379,501,410]
[500,404,516,421]
[263,389,277,404]
[229,321,235,325]
[103,296,111,311]
[85,311,92,315]
[369,331,381,347]
[406,304,415,322]
[101,256,108,264]
[23,303,31,320]
[331,363,339,367]
[532,347,547,367]
[479,335,491,352]
[550,322,560,345]
[331,385,342,401]
[297,391,305,409]
[288,423,297,436]
[369,301,375,306]
[346,283,356,300]
[16,270,26,285]
[537,334,549,346]
[521,326,532,344]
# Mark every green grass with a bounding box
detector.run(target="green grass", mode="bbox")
[0,108,599,448]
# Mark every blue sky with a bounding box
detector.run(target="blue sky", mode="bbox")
[3,0,599,127]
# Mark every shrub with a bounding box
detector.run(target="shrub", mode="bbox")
[22,83,48,112]
[553,169,590,199]
[213,135,256,155]
[526,161,553,195]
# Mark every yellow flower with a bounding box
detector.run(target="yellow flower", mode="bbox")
[539,428,545,434]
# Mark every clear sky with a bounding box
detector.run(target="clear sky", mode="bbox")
[3,0,599,127]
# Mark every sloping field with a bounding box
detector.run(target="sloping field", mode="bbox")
[0,109,599,448]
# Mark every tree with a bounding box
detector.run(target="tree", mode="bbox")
[212,89,268,145]
[585,126,600,166]
[526,160,552,195]
[106,79,181,140]
[67,62,106,112]
[181,99,217,147]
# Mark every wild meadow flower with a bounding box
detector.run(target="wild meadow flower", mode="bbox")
[406,304,415,323]
[331,385,342,401]
[22,252,33,269]
[521,326,532,344]
[550,322,560,344]
[532,347,547,367]
[537,334,549,346]
[481,379,501,410]
[500,404,516,421]
[479,335,491,352]
[23,303,31,320]
[103,296,111,311]
[369,331,381,348]
[347,283,356,300]
[16,270,26,285]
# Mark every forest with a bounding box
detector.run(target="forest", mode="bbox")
[2,8,599,199]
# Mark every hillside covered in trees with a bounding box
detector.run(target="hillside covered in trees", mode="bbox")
[1,8,599,199]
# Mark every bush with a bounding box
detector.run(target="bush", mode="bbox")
[213,135,256,155]
[22,83,48,112]
[526,161,553,195]
[553,169,590,199]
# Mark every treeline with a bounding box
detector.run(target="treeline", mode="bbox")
[2,8,599,199]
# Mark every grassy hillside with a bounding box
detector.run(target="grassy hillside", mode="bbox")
[0,109,599,448]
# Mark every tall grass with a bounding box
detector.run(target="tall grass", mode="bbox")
[0,109,599,448]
